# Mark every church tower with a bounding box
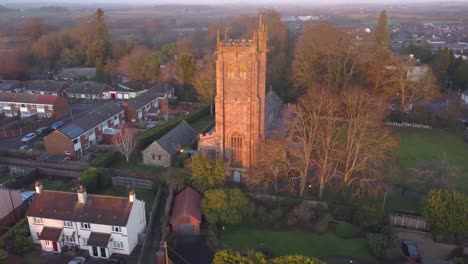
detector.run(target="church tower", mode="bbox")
[199,17,268,181]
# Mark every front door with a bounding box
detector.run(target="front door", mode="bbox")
[52,241,58,252]
[100,247,107,258]
[92,246,99,257]
[111,93,116,99]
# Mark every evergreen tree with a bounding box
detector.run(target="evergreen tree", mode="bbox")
[87,8,110,66]
[375,10,390,48]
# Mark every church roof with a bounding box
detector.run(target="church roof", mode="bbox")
[265,104,296,139]
[265,90,283,120]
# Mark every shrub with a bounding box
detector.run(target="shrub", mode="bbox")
[0,249,7,261]
[12,236,33,255]
[80,168,99,193]
[334,223,361,238]
[332,205,355,222]
[89,151,119,167]
[286,202,317,228]
[353,206,387,232]
[366,233,387,259]
[313,213,333,234]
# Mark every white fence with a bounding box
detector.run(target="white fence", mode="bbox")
[390,212,429,231]
[385,122,432,129]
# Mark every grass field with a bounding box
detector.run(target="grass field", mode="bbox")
[219,226,374,261]
[109,152,167,174]
[189,114,214,132]
[396,128,468,194]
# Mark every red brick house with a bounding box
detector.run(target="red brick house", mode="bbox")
[0,93,70,119]
[44,103,124,158]
[170,187,202,235]
[24,80,70,96]
[122,90,160,123]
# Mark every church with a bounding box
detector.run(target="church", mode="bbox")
[198,17,285,182]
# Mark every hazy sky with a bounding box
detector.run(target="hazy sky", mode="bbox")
[3,0,468,4]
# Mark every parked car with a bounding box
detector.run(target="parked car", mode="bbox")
[401,240,423,263]
[36,126,53,136]
[19,145,33,151]
[68,257,87,264]
[21,133,37,143]
[51,121,64,129]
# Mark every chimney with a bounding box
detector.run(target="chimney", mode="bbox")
[129,190,136,203]
[77,186,87,204]
[35,181,43,194]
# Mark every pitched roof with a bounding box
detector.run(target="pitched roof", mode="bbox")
[149,84,174,96]
[0,189,23,219]
[25,80,68,92]
[58,103,123,139]
[155,121,197,155]
[87,232,111,247]
[265,90,283,121]
[26,190,134,226]
[0,80,25,91]
[170,187,202,224]
[56,68,96,79]
[38,226,63,241]
[0,93,61,105]
[66,82,110,96]
[125,90,158,110]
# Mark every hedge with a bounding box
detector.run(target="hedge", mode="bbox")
[0,218,29,249]
[89,151,120,168]
[138,105,210,148]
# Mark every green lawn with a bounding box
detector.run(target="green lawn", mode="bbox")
[396,128,468,194]
[189,114,214,132]
[32,178,77,192]
[109,152,167,174]
[220,226,374,261]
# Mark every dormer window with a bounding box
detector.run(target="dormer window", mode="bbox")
[112,226,122,233]
[64,221,73,228]
[33,217,43,224]
[81,222,90,229]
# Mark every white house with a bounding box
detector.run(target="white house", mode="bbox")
[26,182,146,259]
[101,84,146,100]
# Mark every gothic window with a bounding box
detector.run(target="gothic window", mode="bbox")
[239,63,247,79]
[227,63,234,79]
[229,131,243,166]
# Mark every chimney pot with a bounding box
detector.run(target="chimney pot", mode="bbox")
[129,190,136,202]
[77,185,87,204]
[35,181,43,194]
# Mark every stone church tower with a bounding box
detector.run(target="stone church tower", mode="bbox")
[199,18,269,181]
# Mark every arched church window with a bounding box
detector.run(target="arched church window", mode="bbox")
[229,131,243,166]
[239,63,247,79]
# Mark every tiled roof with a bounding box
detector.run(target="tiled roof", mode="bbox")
[265,90,283,121]
[58,103,123,139]
[38,227,63,241]
[26,190,134,226]
[87,232,111,247]
[125,91,158,110]
[66,82,110,96]
[155,121,197,155]
[170,187,202,224]
[0,80,25,91]
[0,93,61,105]
[26,80,68,92]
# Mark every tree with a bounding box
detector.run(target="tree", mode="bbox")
[80,168,99,193]
[338,88,397,196]
[193,55,216,116]
[375,10,390,48]
[118,46,152,81]
[141,51,162,82]
[212,250,266,264]
[270,255,325,264]
[86,8,110,66]
[189,155,225,192]
[113,126,137,163]
[201,189,248,226]
[432,47,452,85]
[175,53,195,95]
[23,18,49,42]
[423,189,468,237]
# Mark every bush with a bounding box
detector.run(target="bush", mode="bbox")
[286,202,317,228]
[0,249,7,261]
[353,207,387,232]
[366,233,387,259]
[0,218,29,250]
[12,236,33,255]
[332,205,355,222]
[334,223,361,238]
[80,168,99,193]
[89,151,119,168]
[313,213,333,234]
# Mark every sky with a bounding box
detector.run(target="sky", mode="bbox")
[3,0,468,4]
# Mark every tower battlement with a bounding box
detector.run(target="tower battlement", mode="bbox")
[216,15,267,53]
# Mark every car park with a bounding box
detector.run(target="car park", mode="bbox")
[21,133,37,143]
[51,121,64,129]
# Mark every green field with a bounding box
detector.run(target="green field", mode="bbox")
[189,114,214,133]
[396,128,468,194]
[219,226,374,262]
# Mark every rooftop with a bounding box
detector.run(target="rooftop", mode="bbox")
[26,80,68,92]
[155,120,197,155]
[66,82,110,95]
[170,187,202,224]
[0,93,62,105]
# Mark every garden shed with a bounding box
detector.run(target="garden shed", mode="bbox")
[170,187,202,235]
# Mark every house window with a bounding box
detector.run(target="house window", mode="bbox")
[158,155,161,161]
[21,104,25,107]
[81,223,90,229]
[47,113,52,118]
[47,105,53,110]
[152,154,156,160]
[31,105,36,109]
[113,241,124,249]
[64,221,73,228]
[33,217,43,224]
[82,237,87,245]
[73,139,78,144]
[45,241,50,246]
[112,226,122,233]
[65,235,75,243]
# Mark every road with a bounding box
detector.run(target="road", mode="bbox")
[0,102,109,153]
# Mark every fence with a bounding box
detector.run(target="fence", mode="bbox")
[112,176,153,190]
[390,212,429,231]
[3,166,37,189]
[0,117,56,139]
[38,168,81,178]
[385,121,432,129]
[138,184,163,264]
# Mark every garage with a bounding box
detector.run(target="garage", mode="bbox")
[170,187,202,235]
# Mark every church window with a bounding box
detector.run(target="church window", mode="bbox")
[239,63,247,79]
[229,131,243,166]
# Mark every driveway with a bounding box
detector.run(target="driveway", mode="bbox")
[396,229,459,260]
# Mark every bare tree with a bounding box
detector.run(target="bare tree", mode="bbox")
[339,88,397,196]
[113,126,137,163]
[193,55,216,116]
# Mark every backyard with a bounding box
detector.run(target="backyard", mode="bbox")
[219,226,375,263]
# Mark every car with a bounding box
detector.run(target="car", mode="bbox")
[68,256,87,264]
[401,240,423,263]
[20,133,37,143]
[19,145,33,151]
[107,255,125,264]
[36,126,53,136]
[51,121,64,129]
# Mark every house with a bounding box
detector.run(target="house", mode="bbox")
[0,80,26,93]
[0,93,70,119]
[54,67,96,81]
[44,103,124,158]
[0,188,35,229]
[462,89,468,107]
[24,80,69,96]
[149,84,176,101]
[170,187,202,235]
[102,84,145,100]
[65,83,112,100]
[142,121,197,167]
[122,90,160,123]
[26,182,146,258]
